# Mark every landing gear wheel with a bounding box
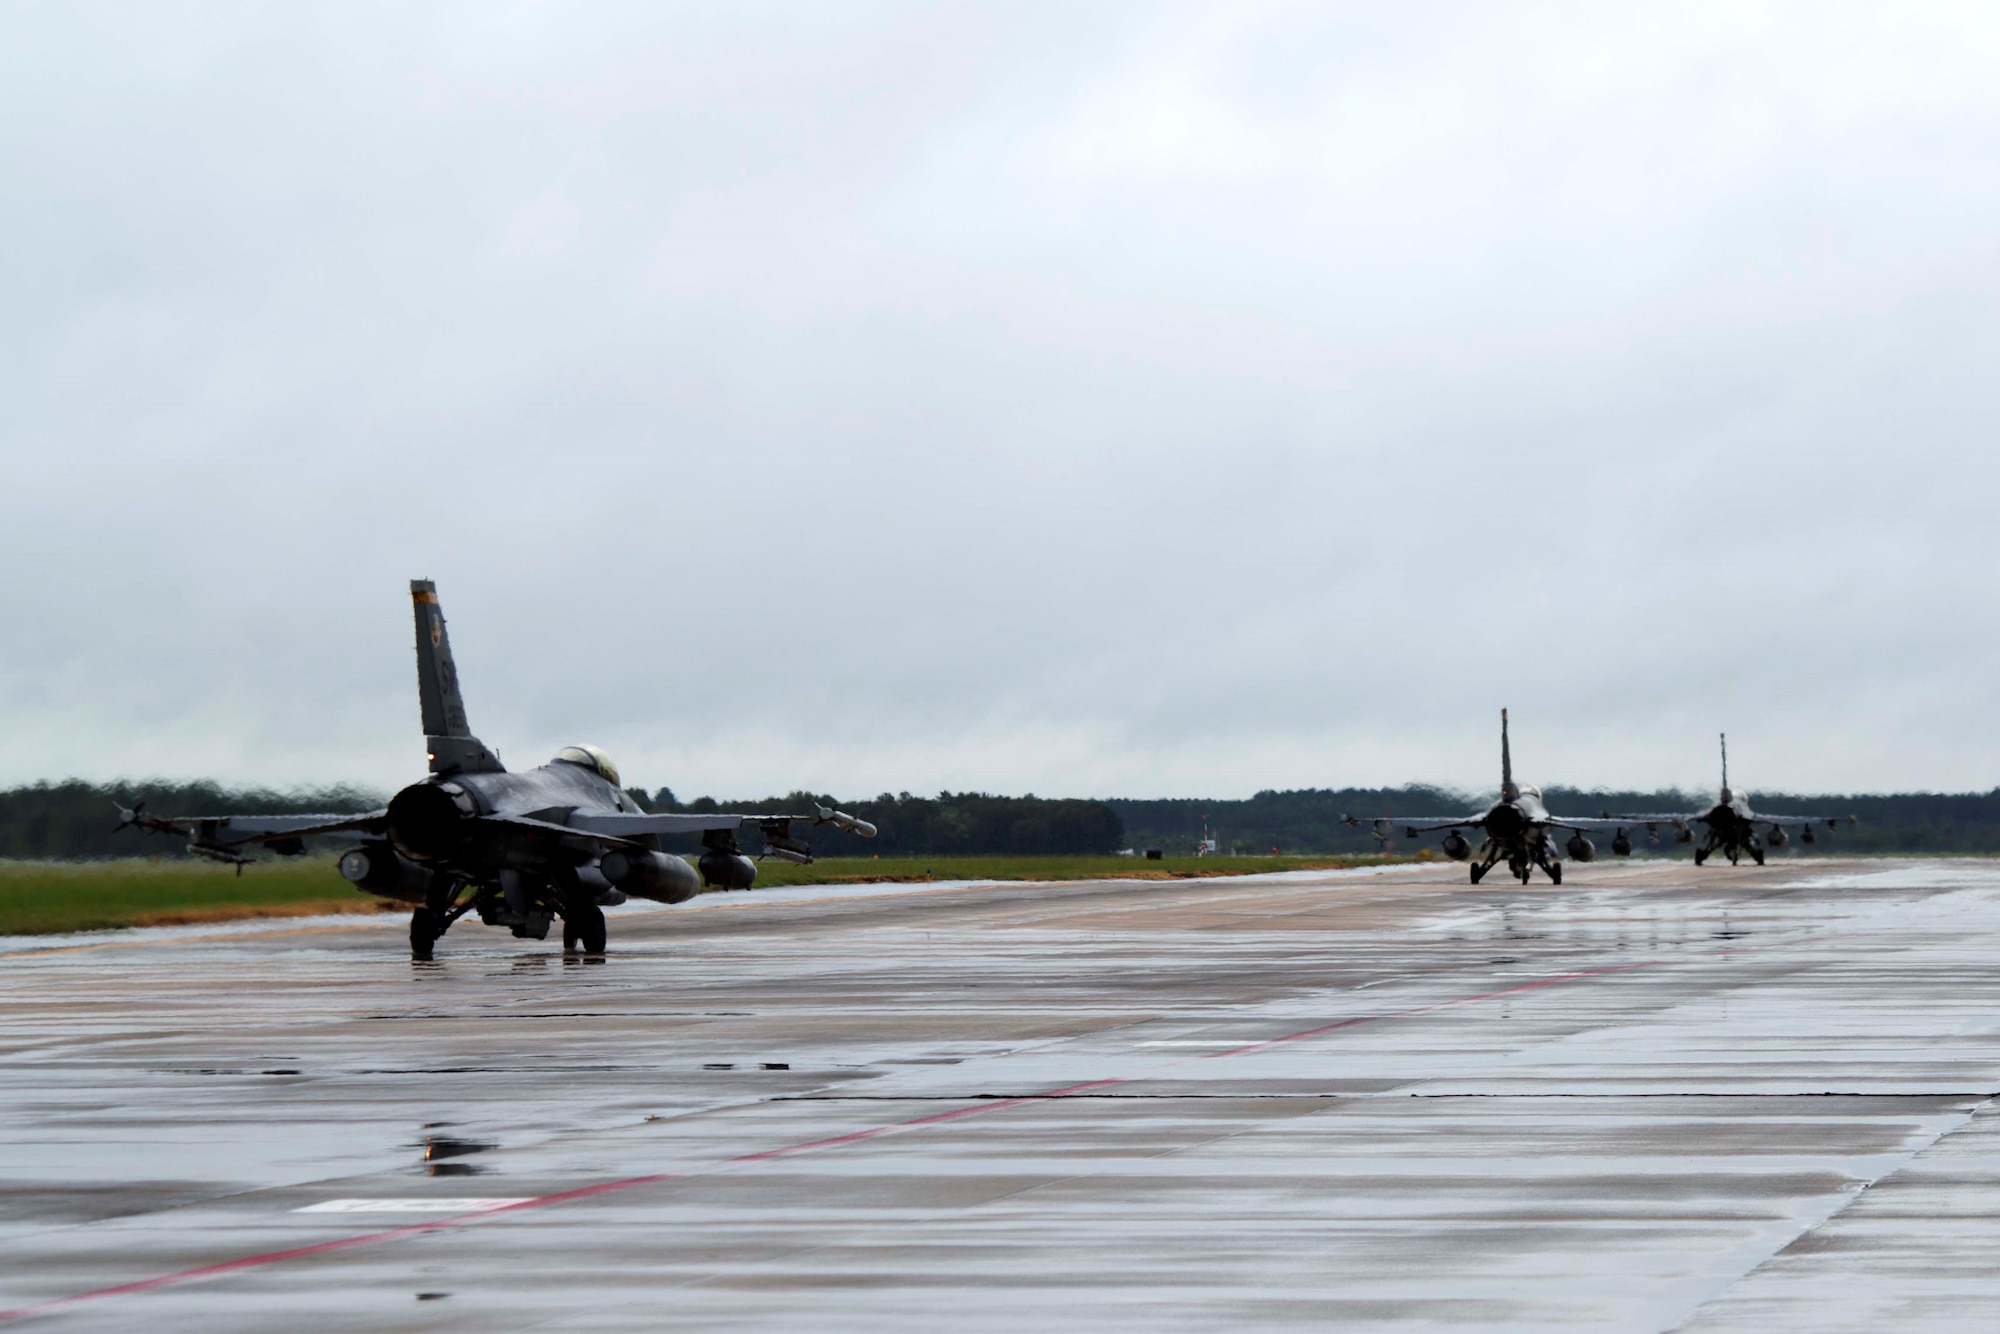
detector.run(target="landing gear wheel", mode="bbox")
[1694,848,1707,867]
[410,907,441,962]
[564,902,607,955]
[1469,864,1486,884]
[1750,846,1764,866]
[1549,862,1562,885]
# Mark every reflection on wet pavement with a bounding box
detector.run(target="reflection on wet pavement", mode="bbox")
[418,1135,495,1177]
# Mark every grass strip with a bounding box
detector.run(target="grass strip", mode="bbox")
[0,858,391,936]
[0,852,1425,937]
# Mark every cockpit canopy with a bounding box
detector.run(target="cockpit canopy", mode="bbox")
[552,744,621,787]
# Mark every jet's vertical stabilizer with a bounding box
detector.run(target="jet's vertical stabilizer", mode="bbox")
[1500,708,1518,801]
[1719,733,1731,802]
[410,580,504,775]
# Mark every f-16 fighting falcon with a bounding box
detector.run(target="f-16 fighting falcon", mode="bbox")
[120,580,875,959]
[1344,710,1627,884]
[1605,734,1856,866]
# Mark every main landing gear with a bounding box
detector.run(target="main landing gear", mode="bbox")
[1695,836,1762,868]
[1470,853,1560,885]
[411,875,477,961]
[562,900,607,955]
[410,907,443,962]
[411,879,610,961]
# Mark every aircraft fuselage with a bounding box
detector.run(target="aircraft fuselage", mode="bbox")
[386,761,645,869]
[1466,790,1565,884]
[1692,792,1766,866]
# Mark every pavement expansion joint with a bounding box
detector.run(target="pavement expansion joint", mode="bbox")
[1666,1096,1999,1331]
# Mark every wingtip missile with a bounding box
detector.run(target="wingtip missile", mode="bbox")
[815,805,878,838]
[112,800,159,835]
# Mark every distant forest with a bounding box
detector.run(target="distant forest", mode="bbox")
[1108,787,2000,856]
[3,779,1999,861]
[0,781,382,861]
[0,781,1121,860]
[636,789,1123,859]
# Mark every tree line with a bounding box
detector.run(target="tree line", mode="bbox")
[6,779,2000,862]
[0,780,381,860]
[1107,787,2000,856]
[636,789,1123,858]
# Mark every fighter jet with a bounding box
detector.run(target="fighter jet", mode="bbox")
[1605,734,1856,866]
[1343,710,1626,884]
[121,580,875,959]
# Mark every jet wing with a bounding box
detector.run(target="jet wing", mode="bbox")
[566,812,770,837]
[1544,815,1645,833]
[1343,814,1484,836]
[566,807,878,839]
[119,805,388,848]
[117,804,387,867]
[207,813,388,839]
[1752,813,1858,829]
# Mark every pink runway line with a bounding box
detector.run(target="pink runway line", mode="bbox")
[0,939,1824,1323]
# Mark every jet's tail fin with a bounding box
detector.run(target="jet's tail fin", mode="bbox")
[1719,732,1730,800]
[1500,708,1518,800]
[411,580,503,775]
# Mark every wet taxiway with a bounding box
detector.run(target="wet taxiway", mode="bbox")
[2,857,1998,1330]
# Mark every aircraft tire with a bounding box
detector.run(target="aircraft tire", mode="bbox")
[410,908,441,962]
[1469,864,1486,884]
[1694,849,1707,867]
[1549,862,1562,885]
[567,902,607,955]
[1750,847,1765,866]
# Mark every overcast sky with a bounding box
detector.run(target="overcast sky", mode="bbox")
[4,2,1999,800]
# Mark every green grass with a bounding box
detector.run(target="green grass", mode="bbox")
[0,857,389,936]
[0,852,1422,937]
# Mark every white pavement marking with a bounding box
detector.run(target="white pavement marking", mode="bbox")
[294,1199,532,1214]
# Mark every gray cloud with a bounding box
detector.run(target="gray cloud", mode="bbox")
[4,2,1999,798]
